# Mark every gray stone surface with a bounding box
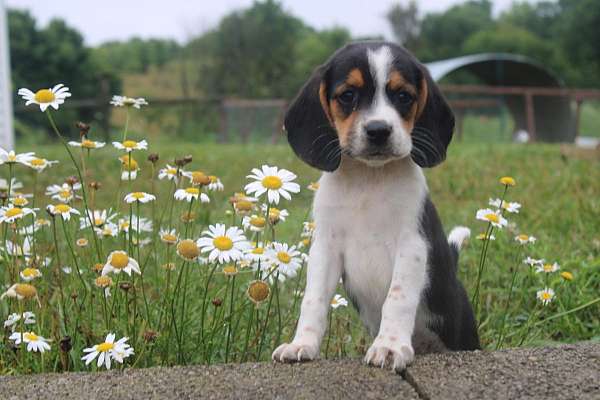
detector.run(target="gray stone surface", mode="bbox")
[0,358,417,400]
[407,342,600,400]
[1,343,598,400]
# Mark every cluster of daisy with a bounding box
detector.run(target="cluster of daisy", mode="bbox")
[1,83,336,371]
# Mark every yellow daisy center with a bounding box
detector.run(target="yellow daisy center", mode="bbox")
[7,153,16,162]
[541,292,552,300]
[247,280,270,304]
[97,342,114,352]
[15,284,37,299]
[110,253,129,269]
[543,264,553,272]
[213,236,233,251]
[131,192,146,200]
[167,168,177,175]
[95,276,112,287]
[484,213,499,223]
[30,158,45,166]
[54,204,71,213]
[177,239,200,260]
[76,238,88,246]
[59,189,71,199]
[94,217,104,226]
[235,200,253,211]
[561,272,573,281]
[269,208,281,218]
[81,139,96,149]
[252,247,264,255]
[5,208,23,218]
[22,268,39,277]
[500,176,516,186]
[209,175,218,183]
[122,140,138,149]
[24,332,39,341]
[185,187,200,195]
[517,234,529,241]
[262,175,283,190]
[223,265,238,276]
[34,89,55,103]
[13,197,28,206]
[162,233,177,243]
[277,251,291,264]
[250,216,266,228]
[191,171,210,185]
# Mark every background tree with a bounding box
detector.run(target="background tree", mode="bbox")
[386,1,420,51]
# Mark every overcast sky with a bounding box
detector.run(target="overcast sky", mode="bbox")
[5,0,542,46]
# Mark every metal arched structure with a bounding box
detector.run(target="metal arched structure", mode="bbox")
[425,53,574,142]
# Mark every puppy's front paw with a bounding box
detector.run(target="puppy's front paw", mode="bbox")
[364,338,414,372]
[272,342,319,363]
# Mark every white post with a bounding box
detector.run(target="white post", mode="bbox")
[0,0,15,150]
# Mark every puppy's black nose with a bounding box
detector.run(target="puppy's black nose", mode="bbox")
[365,120,392,146]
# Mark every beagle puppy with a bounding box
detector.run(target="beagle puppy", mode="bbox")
[272,41,479,372]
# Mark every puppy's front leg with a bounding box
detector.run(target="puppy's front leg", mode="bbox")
[365,237,427,372]
[272,234,341,363]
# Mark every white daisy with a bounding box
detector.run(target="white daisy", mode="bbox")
[536,287,555,306]
[18,83,71,112]
[242,215,267,232]
[331,294,349,309]
[197,223,250,264]
[4,238,32,257]
[475,208,507,229]
[158,164,181,181]
[102,251,141,276]
[4,312,35,331]
[514,234,536,245]
[1,283,39,303]
[98,222,119,238]
[266,242,302,279]
[207,176,224,191]
[535,262,560,274]
[159,228,179,245]
[489,198,521,214]
[112,139,148,152]
[0,204,36,224]
[245,165,300,204]
[68,138,106,149]
[523,257,544,267]
[118,216,153,234]
[261,204,289,224]
[0,148,36,166]
[46,182,82,203]
[110,95,148,109]
[24,157,58,172]
[80,209,117,230]
[81,333,134,370]
[9,331,51,352]
[124,192,156,204]
[0,178,23,196]
[246,242,269,264]
[47,204,80,221]
[20,267,42,282]
[174,187,210,203]
[476,232,496,241]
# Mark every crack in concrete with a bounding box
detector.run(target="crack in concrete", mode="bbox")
[402,369,431,400]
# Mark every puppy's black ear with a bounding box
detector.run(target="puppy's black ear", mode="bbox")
[284,64,340,172]
[411,66,455,168]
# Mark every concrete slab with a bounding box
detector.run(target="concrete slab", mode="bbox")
[406,342,600,400]
[0,358,417,400]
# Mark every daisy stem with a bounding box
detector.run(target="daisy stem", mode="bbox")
[256,279,275,360]
[518,304,540,346]
[198,262,218,360]
[45,110,102,262]
[224,275,236,363]
[495,247,522,349]
[274,271,282,345]
[61,218,88,296]
[122,109,130,142]
[18,301,26,372]
[241,305,256,363]
[325,308,333,359]
[51,218,68,333]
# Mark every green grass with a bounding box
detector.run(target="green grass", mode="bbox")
[1,139,599,375]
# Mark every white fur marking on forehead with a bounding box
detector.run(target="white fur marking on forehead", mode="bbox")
[367,46,393,91]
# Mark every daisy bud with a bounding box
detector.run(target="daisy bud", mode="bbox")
[119,282,132,292]
[92,263,104,273]
[183,155,193,165]
[143,330,158,343]
[70,291,78,301]
[174,158,186,167]
[76,121,91,136]
[147,153,159,164]
[212,298,223,307]
[0,191,7,201]
[89,181,102,191]
[66,176,79,187]
[60,336,72,353]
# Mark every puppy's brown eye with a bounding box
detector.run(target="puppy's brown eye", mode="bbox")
[394,90,413,105]
[338,89,357,105]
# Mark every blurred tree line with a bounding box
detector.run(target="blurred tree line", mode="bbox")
[7,0,600,139]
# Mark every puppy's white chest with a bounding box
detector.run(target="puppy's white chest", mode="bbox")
[313,159,427,334]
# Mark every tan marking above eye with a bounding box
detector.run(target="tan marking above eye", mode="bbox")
[347,68,364,88]
[388,70,417,95]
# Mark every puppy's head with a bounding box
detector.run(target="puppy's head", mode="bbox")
[285,41,454,170]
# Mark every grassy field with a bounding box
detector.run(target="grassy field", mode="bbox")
[1,138,599,374]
